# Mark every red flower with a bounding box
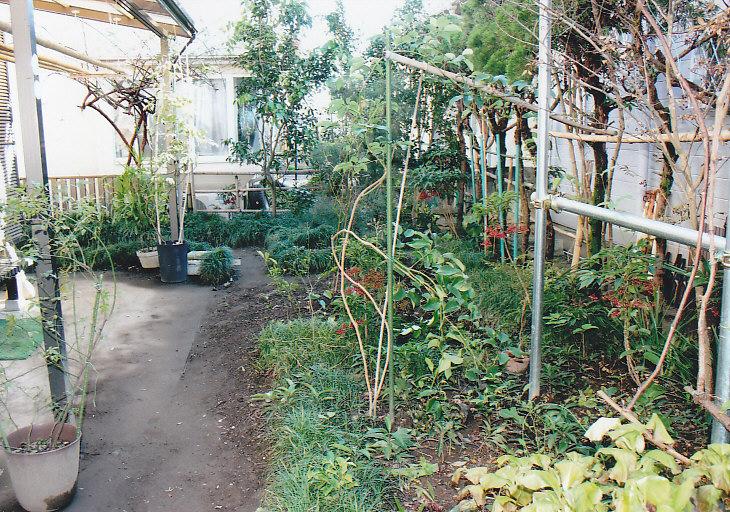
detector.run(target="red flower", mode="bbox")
[344,286,366,296]
[346,267,362,278]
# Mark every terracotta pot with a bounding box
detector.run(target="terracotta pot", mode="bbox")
[136,247,160,269]
[4,423,80,512]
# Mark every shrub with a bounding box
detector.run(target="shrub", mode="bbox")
[199,246,234,285]
[183,212,230,246]
[83,239,145,270]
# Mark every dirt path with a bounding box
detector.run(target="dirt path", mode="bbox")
[2,249,281,512]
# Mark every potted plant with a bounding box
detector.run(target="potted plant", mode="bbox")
[149,44,200,283]
[1,187,113,511]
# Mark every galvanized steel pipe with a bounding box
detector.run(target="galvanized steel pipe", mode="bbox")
[543,194,726,251]
[528,0,553,401]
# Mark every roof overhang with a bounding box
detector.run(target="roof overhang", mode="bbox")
[0,0,196,38]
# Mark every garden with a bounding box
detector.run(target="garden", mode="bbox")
[1,0,729,511]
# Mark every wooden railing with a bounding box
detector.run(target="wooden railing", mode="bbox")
[48,174,118,211]
[42,169,315,214]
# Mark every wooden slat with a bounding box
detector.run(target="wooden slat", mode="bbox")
[0,0,186,36]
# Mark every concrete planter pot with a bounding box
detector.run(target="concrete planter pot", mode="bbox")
[136,247,160,269]
[4,423,80,512]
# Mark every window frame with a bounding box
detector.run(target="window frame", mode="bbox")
[194,74,240,164]
[113,73,247,165]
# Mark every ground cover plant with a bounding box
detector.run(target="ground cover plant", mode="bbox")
[255,319,396,511]
[241,0,730,506]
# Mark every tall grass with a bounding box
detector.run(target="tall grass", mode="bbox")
[257,319,394,512]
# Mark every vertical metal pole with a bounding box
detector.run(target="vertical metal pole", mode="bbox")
[711,214,730,443]
[513,139,523,260]
[10,0,69,406]
[496,132,506,262]
[479,123,488,250]
[385,35,395,422]
[528,0,552,400]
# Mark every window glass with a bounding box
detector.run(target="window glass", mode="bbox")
[234,77,262,153]
[193,78,228,157]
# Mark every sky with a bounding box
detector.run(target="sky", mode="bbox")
[181,0,453,55]
[0,0,453,60]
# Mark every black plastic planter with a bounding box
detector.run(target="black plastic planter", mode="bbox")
[157,241,188,283]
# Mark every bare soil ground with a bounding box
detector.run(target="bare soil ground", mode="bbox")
[1,249,294,512]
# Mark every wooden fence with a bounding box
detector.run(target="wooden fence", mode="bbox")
[43,169,316,214]
[48,174,117,211]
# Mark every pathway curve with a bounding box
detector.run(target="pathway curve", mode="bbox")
[2,249,273,512]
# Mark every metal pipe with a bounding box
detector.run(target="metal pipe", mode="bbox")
[544,195,726,251]
[10,0,69,407]
[711,213,730,443]
[468,133,477,205]
[479,121,488,251]
[384,50,612,135]
[496,132,506,262]
[528,0,553,401]
[385,34,395,422]
[0,19,126,74]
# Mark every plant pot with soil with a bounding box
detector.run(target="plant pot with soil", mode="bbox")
[4,423,80,512]
[136,247,160,268]
[157,240,189,283]
[149,54,201,284]
[1,187,113,512]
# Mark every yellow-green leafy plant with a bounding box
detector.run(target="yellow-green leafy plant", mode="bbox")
[452,415,729,511]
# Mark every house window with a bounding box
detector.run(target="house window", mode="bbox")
[234,77,262,153]
[112,75,259,162]
[193,78,228,157]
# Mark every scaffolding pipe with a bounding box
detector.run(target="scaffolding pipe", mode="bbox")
[385,35,395,422]
[711,214,730,443]
[544,195,726,251]
[479,123,488,252]
[528,0,552,400]
[384,50,611,135]
[0,19,125,74]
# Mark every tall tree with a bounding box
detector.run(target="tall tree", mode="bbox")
[228,0,343,215]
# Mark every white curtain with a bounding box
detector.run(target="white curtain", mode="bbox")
[193,79,228,157]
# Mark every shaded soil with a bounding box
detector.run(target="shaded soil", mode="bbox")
[185,256,306,511]
[1,249,296,512]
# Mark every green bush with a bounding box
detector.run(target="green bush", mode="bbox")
[199,246,234,285]
[83,239,145,270]
[183,212,230,246]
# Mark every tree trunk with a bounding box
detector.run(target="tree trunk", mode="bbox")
[546,211,556,260]
[588,94,611,256]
